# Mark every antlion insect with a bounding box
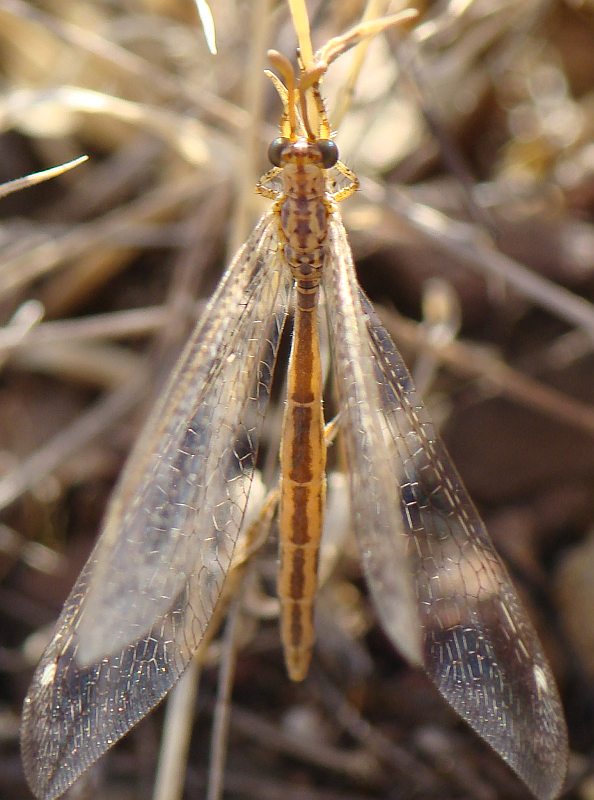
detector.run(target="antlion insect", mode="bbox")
[21,10,568,800]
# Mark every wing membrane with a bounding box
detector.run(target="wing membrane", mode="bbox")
[324,216,567,800]
[22,211,290,800]
[322,217,423,668]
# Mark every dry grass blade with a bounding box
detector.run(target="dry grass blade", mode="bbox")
[193,0,218,55]
[0,156,88,200]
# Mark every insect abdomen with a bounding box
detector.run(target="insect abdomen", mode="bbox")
[278,283,326,681]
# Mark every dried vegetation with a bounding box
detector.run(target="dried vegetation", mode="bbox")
[1,0,594,798]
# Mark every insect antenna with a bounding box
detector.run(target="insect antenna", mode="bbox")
[266,50,298,139]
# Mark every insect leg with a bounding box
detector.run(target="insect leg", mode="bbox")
[332,161,359,202]
[256,167,282,199]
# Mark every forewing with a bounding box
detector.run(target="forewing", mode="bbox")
[21,211,291,800]
[324,216,567,800]
[322,217,423,669]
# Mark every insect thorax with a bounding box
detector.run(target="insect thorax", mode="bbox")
[278,155,329,285]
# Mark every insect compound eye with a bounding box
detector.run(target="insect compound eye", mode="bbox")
[318,139,339,168]
[268,137,289,167]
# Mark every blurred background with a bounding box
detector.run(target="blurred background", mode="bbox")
[1,0,594,798]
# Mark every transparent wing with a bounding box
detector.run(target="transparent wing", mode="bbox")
[324,216,567,800]
[322,218,424,669]
[22,211,291,800]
